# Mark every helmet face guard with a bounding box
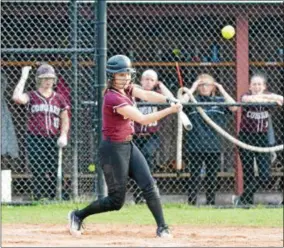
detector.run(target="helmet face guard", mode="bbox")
[106,55,136,85]
[35,64,57,87]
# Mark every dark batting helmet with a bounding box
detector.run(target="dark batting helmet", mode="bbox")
[106,55,136,81]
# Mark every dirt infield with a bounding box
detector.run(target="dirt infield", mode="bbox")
[2,224,283,247]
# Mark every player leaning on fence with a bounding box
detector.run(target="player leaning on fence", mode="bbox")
[68,55,182,238]
[181,73,238,205]
[12,64,70,200]
[238,73,283,205]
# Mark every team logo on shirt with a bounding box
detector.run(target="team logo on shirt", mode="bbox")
[31,104,60,115]
[246,110,269,120]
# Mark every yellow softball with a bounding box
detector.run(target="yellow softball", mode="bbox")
[221,25,235,40]
[88,164,96,172]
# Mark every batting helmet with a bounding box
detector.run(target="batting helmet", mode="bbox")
[106,55,136,79]
[35,63,57,88]
[36,64,56,79]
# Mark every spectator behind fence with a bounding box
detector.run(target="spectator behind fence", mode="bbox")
[182,73,238,205]
[134,69,166,172]
[12,64,70,200]
[238,73,283,205]
[133,69,166,204]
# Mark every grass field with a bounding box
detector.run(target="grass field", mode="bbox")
[2,202,283,227]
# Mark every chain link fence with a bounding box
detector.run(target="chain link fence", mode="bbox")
[1,1,99,201]
[1,1,283,206]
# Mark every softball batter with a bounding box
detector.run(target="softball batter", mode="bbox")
[68,55,182,238]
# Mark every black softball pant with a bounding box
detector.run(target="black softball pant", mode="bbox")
[188,152,220,205]
[76,140,166,227]
[238,131,270,204]
[27,134,58,200]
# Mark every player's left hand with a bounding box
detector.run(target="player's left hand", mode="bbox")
[57,134,68,148]
[169,102,183,113]
[156,81,164,88]
[214,82,224,92]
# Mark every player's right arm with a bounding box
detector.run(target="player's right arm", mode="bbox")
[260,93,283,106]
[12,66,31,105]
[117,103,182,126]
[242,93,283,106]
[132,85,168,103]
[241,94,269,103]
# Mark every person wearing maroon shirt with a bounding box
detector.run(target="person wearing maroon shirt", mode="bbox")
[238,73,283,205]
[12,64,70,200]
[68,55,182,238]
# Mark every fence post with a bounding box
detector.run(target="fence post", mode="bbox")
[95,0,108,198]
[235,14,249,196]
[70,0,79,199]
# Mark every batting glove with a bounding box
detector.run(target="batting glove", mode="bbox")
[57,134,68,148]
[166,97,180,105]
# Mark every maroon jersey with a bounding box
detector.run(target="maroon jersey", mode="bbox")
[26,90,70,136]
[102,86,135,141]
[240,92,270,133]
